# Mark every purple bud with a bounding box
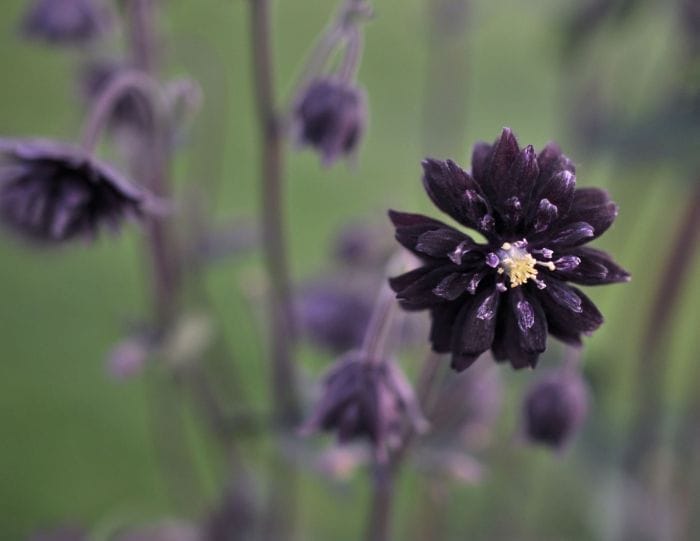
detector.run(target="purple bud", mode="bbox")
[523,368,588,449]
[294,78,367,166]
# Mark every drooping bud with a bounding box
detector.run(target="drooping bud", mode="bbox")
[293,78,367,166]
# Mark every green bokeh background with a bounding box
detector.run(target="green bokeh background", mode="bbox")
[1,0,699,539]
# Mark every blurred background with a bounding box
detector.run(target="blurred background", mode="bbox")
[1,0,699,539]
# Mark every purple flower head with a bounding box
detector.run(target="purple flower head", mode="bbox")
[21,0,112,46]
[0,139,155,243]
[389,128,629,371]
[301,352,426,460]
[294,78,367,166]
[523,368,588,449]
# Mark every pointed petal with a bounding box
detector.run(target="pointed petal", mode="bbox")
[421,158,490,231]
[539,277,603,334]
[450,286,500,372]
[556,247,630,285]
[471,141,493,185]
[561,188,619,241]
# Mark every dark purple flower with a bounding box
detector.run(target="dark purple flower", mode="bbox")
[21,0,112,46]
[389,128,629,371]
[0,139,154,243]
[294,78,367,166]
[301,352,425,460]
[523,368,588,449]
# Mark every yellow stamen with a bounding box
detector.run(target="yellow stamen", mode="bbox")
[497,241,554,288]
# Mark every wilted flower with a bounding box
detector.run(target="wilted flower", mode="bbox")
[301,352,426,460]
[112,521,201,541]
[523,368,588,449]
[21,0,112,46]
[296,281,373,353]
[389,128,629,371]
[293,78,367,166]
[0,139,154,243]
[332,221,393,267]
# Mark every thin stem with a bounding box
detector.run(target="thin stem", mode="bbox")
[360,281,397,364]
[365,462,396,541]
[248,0,301,427]
[363,350,443,541]
[80,70,162,154]
[338,27,363,83]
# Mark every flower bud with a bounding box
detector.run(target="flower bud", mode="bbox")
[294,78,367,166]
[522,368,588,449]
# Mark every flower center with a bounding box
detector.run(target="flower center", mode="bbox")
[496,241,555,288]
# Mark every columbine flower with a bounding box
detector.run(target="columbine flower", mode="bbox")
[21,0,112,46]
[0,139,153,243]
[293,78,367,166]
[522,368,588,449]
[301,352,426,460]
[389,128,629,371]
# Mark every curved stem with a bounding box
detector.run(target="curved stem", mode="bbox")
[80,70,162,154]
[360,281,397,364]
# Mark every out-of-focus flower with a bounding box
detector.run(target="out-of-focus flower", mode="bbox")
[293,78,367,166]
[301,352,426,460]
[332,221,393,268]
[80,61,153,135]
[296,281,373,353]
[21,0,112,46]
[0,139,154,243]
[389,128,629,371]
[522,367,588,449]
[27,526,86,541]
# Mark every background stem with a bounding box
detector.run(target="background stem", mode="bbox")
[248,0,301,427]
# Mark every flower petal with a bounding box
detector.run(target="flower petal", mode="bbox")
[555,246,630,285]
[484,127,521,206]
[391,266,453,310]
[510,288,548,356]
[561,188,619,241]
[388,210,466,257]
[421,158,493,233]
[450,286,500,371]
[539,277,604,335]
[429,303,462,353]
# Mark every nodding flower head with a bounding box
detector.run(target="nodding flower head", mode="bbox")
[523,368,588,449]
[301,352,426,461]
[294,78,367,166]
[0,139,155,244]
[21,0,112,46]
[389,128,629,371]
